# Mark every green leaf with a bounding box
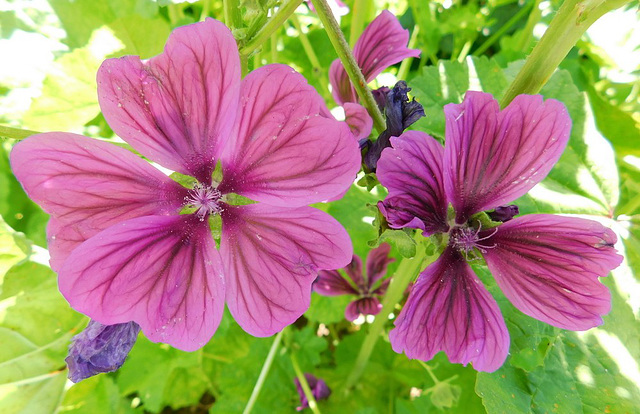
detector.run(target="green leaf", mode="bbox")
[587,86,640,157]
[59,376,121,414]
[305,293,351,325]
[0,216,30,290]
[371,229,416,258]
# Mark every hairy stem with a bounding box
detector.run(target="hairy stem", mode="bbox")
[240,0,304,56]
[501,0,632,107]
[310,0,386,133]
[243,330,284,414]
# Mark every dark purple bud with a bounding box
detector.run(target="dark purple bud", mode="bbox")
[294,373,331,411]
[364,81,425,171]
[66,320,141,382]
[372,86,391,112]
[488,205,520,222]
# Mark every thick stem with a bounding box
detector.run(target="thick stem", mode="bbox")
[310,0,386,133]
[344,234,437,389]
[291,352,322,414]
[500,0,631,107]
[0,125,39,140]
[291,14,330,93]
[223,0,242,30]
[242,330,284,414]
[240,0,304,56]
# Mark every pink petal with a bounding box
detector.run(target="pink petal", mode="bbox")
[345,297,382,321]
[344,102,373,140]
[365,243,394,287]
[390,246,510,372]
[329,10,420,105]
[221,203,352,336]
[377,131,449,235]
[444,92,571,223]
[220,64,360,206]
[482,214,622,330]
[10,133,188,270]
[58,215,225,352]
[97,18,241,182]
[314,270,358,296]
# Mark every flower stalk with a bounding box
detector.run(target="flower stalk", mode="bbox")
[243,330,285,414]
[344,233,436,389]
[291,14,330,93]
[310,0,386,133]
[500,0,632,107]
[291,352,322,414]
[240,0,304,56]
[349,0,370,47]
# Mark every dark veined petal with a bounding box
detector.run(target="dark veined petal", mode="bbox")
[345,296,382,321]
[97,18,240,183]
[365,243,394,287]
[377,131,449,235]
[390,246,510,372]
[444,92,571,223]
[66,320,140,382]
[314,269,358,296]
[10,133,188,271]
[58,215,225,352]
[344,102,373,140]
[344,254,365,290]
[329,10,420,105]
[482,214,622,330]
[220,64,360,207]
[221,204,352,336]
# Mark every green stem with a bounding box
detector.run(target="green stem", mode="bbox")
[310,0,385,133]
[291,14,330,93]
[516,0,543,51]
[223,0,242,30]
[417,360,440,384]
[457,40,473,62]
[199,0,211,21]
[397,24,420,81]
[500,0,632,108]
[270,29,278,63]
[290,352,322,414]
[240,0,304,56]
[348,0,369,47]
[473,0,535,56]
[344,234,437,389]
[243,330,284,414]
[0,125,39,140]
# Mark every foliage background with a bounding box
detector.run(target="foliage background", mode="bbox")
[0,0,639,412]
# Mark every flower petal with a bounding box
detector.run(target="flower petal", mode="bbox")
[220,64,360,206]
[377,131,449,235]
[10,133,188,270]
[390,246,510,372]
[344,254,365,290]
[365,243,394,287]
[344,102,373,140]
[314,270,358,296]
[345,297,382,321]
[221,204,352,336]
[444,92,571,223]
[329,11,420,105]
[97,18,240,182]
[58,215,225,352]
[482,214,622,330]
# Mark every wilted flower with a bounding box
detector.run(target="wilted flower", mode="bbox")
[315,243,394,321]
[376,91,622,372]
[294,373,331,411]
[11,19,360,352]
[66,320,140,382]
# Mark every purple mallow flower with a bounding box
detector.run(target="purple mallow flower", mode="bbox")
[376,91,622,372]
[294,373,331,411]
[315,243,394,321]
[66,320,140,382]
[11,19,360,352]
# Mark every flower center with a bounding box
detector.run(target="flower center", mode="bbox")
[450,222,497,260]
[185,184,223,221]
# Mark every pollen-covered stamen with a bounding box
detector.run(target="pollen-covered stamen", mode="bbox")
[450,222,498,260]
[185,184,223,221]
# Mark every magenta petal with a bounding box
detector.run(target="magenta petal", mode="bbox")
[329,11,420,105]
[390,247,510,372]
[10,133,188,270]
[220,64,360,206]
[345,297,382,321]
[344,255,365,290]
[343,103,373,140]
[444,92,571,223]
[365,243,394,287]
[221,204,352,336]
[483,214,622,331]
[58,215,225,352]
[97,18,241,182]
[314,270,358,296]
[377,131,449,235]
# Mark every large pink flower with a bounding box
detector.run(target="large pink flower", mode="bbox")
[377,91,622,371]
[10,18,360,351]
